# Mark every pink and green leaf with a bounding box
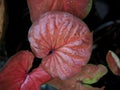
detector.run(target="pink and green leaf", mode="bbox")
[77,64,108,84]
[28,11,93,80]
[106,50,120,76]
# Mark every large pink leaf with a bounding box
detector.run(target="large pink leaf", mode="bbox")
[27,0,92,22]
[106,50,120,76]
[0,50,51,90]
[28,11,93,80]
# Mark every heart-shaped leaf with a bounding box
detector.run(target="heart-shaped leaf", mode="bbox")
[28,11,93,80]
[0,50,51,90]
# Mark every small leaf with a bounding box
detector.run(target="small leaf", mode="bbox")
[106,50,120,76]
[74,64,108,84]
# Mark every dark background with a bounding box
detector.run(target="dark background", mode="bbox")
[1,0,120,90]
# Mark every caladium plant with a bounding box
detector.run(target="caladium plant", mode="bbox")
[0,0,111,90]
[28,11,92,80]
[0,51,51,90]
[27,0,92,22]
